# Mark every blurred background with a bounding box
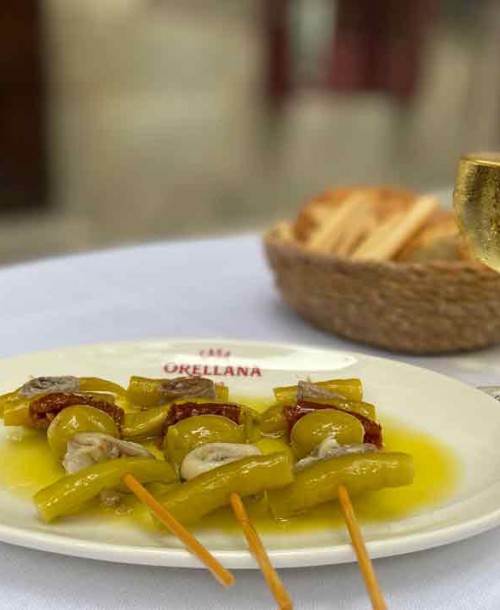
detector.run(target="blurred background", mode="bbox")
[0,0,499,264]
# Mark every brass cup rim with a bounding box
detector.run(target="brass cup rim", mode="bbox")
[460,153,500,168]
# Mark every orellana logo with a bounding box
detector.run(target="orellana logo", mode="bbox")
[163,347,262,377]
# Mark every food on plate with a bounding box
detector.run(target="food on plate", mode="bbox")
[126,375,228,408]
[47,406,119,458]
[122,404,171,440]
[36,456,176,522]
[1,375,126,428]
[289,409,364,459]
[165,414,246,467]
[158,452,293,525]
[269,452,413,519]
[274,378,363,403]
[0,373,415,530]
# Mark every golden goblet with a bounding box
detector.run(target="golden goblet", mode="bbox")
[454,153,500,270]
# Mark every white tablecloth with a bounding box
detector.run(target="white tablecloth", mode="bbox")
[1,234,500,610]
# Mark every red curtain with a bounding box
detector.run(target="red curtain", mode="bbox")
[264,0,437,104]
[329,0,436,99]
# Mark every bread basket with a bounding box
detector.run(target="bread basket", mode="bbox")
[264,226,500,354]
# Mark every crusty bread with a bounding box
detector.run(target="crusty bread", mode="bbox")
[396,212,476,263]
[293,186,475,263]
[293,186,416,242]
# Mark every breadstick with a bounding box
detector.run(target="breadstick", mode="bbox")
[307,193,370,252]
[364,195,438,260]
[352,196,438,260]
[351,213,404,260]
[305,207,342,251]
[335,207,376,256]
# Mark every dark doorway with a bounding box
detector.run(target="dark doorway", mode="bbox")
[0,0,47,212]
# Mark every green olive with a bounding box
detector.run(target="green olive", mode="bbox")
[290,409,364,459]
[165,415,245,466]
[47,405,119,458]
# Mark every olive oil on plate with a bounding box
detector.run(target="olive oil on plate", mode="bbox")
[0,406,458,537]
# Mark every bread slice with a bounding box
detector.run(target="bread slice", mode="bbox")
[293,186,416,242]
[396,214,470,262]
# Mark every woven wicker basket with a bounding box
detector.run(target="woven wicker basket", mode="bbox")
[264,227,500,354]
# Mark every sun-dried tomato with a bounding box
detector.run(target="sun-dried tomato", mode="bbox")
[29,392,124,430]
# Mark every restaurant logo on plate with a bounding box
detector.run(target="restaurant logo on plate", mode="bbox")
[164,347,262,378]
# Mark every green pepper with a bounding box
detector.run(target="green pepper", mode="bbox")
[274,378,363,405]
[0,390,21,417]
[241,406,261,442]
[3,400,30,426]
[47,405,119,458]
[165,415,246,467]
[78,377,127,398]
[255,437,294,463]
[307,397,376,421]
[126,376,164,408]
[268,452,414,518]
[157,452,293,525]
[35,457,177,522]
[122,405,171,441]
[260,404,286,435]
[215,385,229,402]
[291,410,364,459]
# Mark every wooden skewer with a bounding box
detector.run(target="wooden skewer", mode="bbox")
[122,473,235,588]
[337,485,387,610]
[229,492,293,610]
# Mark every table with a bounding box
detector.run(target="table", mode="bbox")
[1,234,500,609]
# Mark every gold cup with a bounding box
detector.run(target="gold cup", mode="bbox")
[454,153,500,270]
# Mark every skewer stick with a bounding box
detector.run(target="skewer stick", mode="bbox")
[229,492,293,610]
[337,485,387,610]
[122,473,235,588]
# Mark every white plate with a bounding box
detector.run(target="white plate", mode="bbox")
[0,338,499,569]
